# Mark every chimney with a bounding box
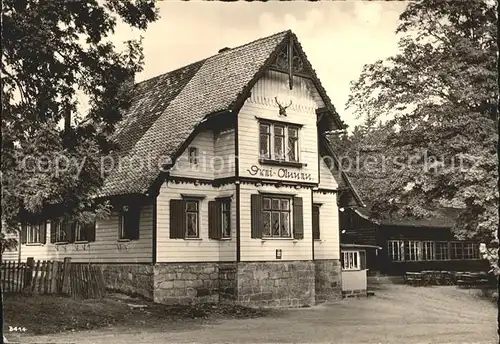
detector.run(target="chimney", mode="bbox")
[218,47,231,54]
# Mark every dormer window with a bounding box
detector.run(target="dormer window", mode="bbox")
[259,121,300,163]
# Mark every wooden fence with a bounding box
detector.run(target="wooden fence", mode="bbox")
[1,257,106,299]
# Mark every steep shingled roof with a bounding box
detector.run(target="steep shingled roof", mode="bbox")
[99,30,348,197]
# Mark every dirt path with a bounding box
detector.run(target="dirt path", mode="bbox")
[6,285,497,344]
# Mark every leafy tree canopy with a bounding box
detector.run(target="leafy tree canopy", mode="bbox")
[342,0,498,251]
[1,0,158,250]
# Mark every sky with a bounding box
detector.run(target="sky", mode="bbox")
[112,1,409,129]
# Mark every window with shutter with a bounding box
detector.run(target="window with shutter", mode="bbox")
[312,204,320,240]
[119,205,141,240]
[209,199,231,240]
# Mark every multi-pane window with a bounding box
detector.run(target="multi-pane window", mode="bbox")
[185,200,199,238]
[288,127,299,162]
[463,243,479,259]
[405,241,420,261]
[26,224,42,244]
[388,240,405,261]
[387,240,481,262]
[259,122,299,162]
[259,124,271,159]
[451,242,463,260]
[221,200,231,238]
[188,147,199,166]
[53,220,67,243]
[421,241,435,261]
[262,196,291,238]
[274,125,285,160]
[435,242,449,260]
[342,251,360,270]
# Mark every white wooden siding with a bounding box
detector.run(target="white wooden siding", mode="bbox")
[239,183,312,261]
[1,205,154,263]
[313,191,340,260]
[214,129,235,178]
[238,71,319,184]
[341,261,367,292]
[156,181,236,262]
[170,130,215,179]
[319,157,338,190]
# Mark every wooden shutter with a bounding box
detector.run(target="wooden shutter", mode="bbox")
[65,220,75,243]
[85,220,96,242]
[170,199,185,239]
[40,222,47,244]
[293,197,304,239]
[125,206,141,240]
[251,194,262,239]
[208,201,222,239]
[50,220,57,243]
[359,250,366,270]
[21,224,27,244]
[312,205,320,240]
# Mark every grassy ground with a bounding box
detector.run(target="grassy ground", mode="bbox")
[5,283,497,344]
[2,292,269,336]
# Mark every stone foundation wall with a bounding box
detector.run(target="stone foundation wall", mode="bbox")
[219,263,237,304]
[100,264,154,299]
[153,263,219,305]
[102,260,343,307]
[236,261,315,308]
[314,260,342,303]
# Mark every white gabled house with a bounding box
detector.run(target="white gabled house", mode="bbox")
[3,30,363,307]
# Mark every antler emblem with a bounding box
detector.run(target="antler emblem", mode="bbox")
[275,97,292,117]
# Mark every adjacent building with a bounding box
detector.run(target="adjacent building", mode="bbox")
[340,206,488,275]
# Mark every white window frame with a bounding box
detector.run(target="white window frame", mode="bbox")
[221,199,231,239]
[259,122,300,162]
[435,241,449,260]
[26,224,42,244]
[420,241,435,261]
[387,240,405,262]
[405,240,420,261]
[53,220,68,243]
[342,250,360,271]
[462,243,478,260]
[188,146,199,166]
[185,200,199,239]
[261,196,292,238]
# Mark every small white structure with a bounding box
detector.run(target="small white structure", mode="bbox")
[341,243,380,297]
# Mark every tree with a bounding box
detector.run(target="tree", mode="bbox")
[1,0,158,253]
[345,0,498,267]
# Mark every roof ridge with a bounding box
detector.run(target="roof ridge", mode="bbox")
[134,30,291,87]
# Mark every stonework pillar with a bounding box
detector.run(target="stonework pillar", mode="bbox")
[314,259,342,303]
